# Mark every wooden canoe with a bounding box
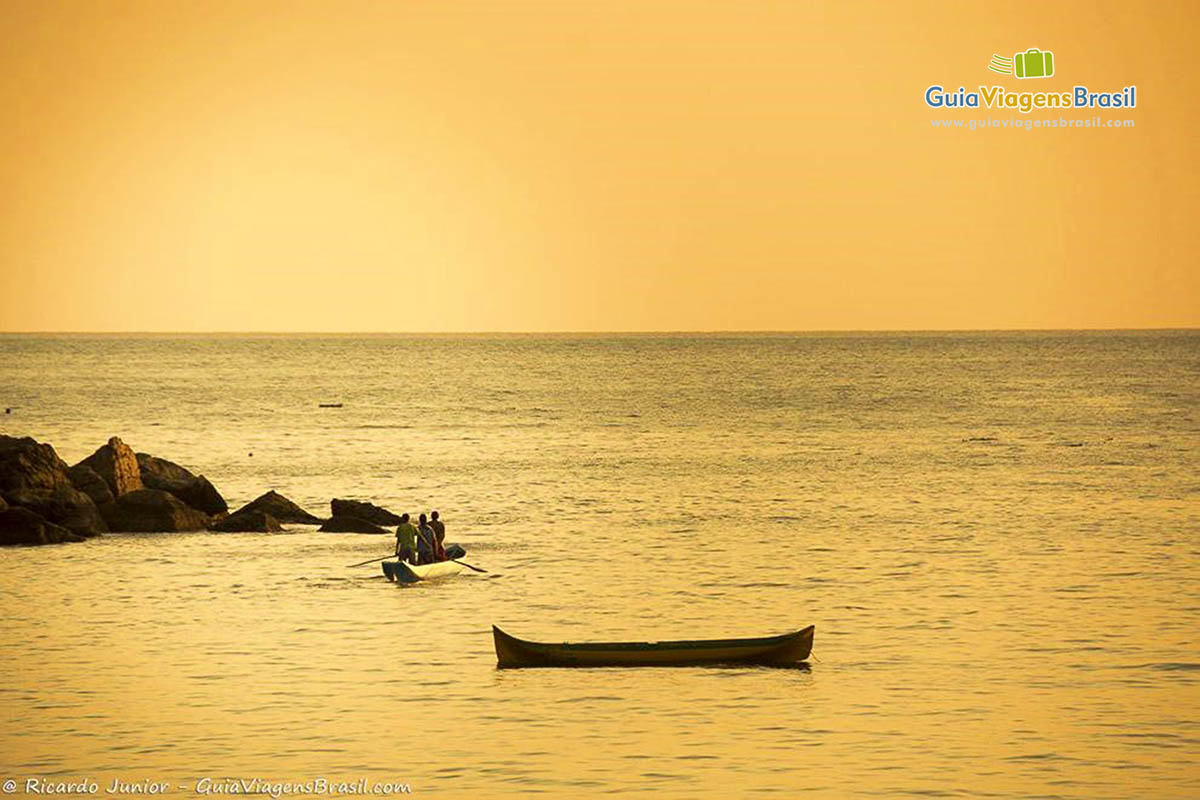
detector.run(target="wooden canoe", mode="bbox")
[382,559,464,583]
[493,624,814,668]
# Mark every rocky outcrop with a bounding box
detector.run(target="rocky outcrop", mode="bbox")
[321,498,404,534]
[0,435,73,497]
[5,487,107,538]
[209,510,283,533]
[0,506,84,545]
[67,463,115,508]
[136,452,227,515]
[76,437,142,498]
[319,515,387,534]
[0,434,333,542]
[0,436,106,539]
[174,474,224,515]
[330,498,402,527]
[106,489,209,532]
[232,491,323,524]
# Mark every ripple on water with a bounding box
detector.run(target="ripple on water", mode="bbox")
[2,332,1198,797]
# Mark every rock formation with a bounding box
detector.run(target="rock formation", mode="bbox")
[136,452,227,515]
[231,490,323,524]
[0,435,73,497]
[0,436,107,541]
[67,463,115,508]
[330,498,403,526]
[5,486,107,538]
[75,436,143,498]
[1,434,428,544]
[209,510,283,533]
[0,506,84,545]
[106,489,209,532]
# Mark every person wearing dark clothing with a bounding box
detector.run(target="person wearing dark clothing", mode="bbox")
[416,513,438,564]
[430,510,446,556]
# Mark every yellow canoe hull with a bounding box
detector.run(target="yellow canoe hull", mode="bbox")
[493,624,814,668]
[382,560,464,583]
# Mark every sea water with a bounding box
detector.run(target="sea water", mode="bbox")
[0,332,1197,797]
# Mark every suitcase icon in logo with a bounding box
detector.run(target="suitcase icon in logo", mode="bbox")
[1014,48,1054,79]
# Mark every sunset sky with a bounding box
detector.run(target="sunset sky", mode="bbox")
[1,0,1196,332]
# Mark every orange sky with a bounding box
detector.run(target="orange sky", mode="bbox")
[0,0,1196,332]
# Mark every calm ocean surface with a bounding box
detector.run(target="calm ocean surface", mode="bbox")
[0,332,1197,798]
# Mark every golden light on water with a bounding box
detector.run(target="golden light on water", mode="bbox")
[1,331,1198,797]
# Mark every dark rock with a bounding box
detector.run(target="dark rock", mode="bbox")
[134,452,193,485]
[178,475,225,515]
[106,489,209,532]
[0,435,73,498]
[0,495,6,513]
[76,436,143,498]
[0,437,106,537]
[319,515,387,534]
[330,498,402,527]
[67,464,118,530]
[210,510,283,533]
[67,464,115,508]
[135,452,227,515]
[6,487,107,538]
[0,506,84,546]
[232,490,323,524]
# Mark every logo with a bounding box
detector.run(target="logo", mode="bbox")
[924,47,1136,114]
[989,48,1055,79]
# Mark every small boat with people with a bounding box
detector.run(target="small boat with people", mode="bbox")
[493,624,815,668]
[345,509,484,583]
[381,542,467,583]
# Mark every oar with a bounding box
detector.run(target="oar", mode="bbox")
[452,559,488,573]
[347,554,396,568]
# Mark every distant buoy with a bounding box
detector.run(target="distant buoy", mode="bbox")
[4,408,10,414]
[248,452,253,457]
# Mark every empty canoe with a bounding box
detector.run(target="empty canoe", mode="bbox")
[382,559,464,583]
[493,624,814,668]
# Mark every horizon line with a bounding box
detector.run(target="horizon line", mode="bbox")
[0,326,1197,336]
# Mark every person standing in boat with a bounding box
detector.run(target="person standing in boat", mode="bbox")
[394,513,419,564]
[430,510,446,558]
[416,513,440,564]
